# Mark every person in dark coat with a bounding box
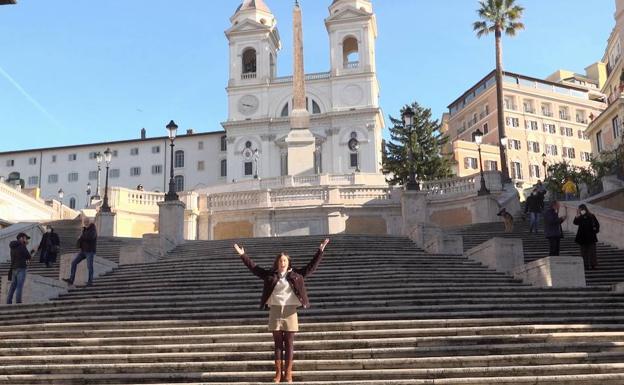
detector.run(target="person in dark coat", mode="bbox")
[234,238,330,383]
[37,227,61,268]
[7,232,34,304]
[544,200,566,256]
[63,221,97,286]
[573,204,600,270]
[524,189,544,234]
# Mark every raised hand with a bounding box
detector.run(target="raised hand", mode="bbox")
[319,238,330,252]
[233,243,245,256]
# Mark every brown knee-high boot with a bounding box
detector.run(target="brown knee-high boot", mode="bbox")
[283,360,293,383]
[273,360,282,383]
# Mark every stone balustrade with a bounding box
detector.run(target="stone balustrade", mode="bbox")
[421,171,502,200]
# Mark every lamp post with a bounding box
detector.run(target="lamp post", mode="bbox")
[402,107,419,191]
[165,120,179,201]
[58,188,64,218]
[93,152,103,200]
[86,182,92,208]
[100,148,113,213]
[474,129,490,196]
[542,153,548,178]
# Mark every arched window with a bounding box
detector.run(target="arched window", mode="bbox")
[343,37,359,69]
[174,175,184,192]
[281,103,289,117]
[175,150,185,168]
[242,48,257,76]
[312,100,321,114]
[69,197,76,209]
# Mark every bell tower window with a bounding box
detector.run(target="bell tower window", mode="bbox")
[242,48,257,79]
[343,37,359,69]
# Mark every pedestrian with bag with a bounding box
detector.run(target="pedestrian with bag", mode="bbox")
[573,204,600,270]
[37,226,61,268]
[544,200,566,256]
[63,220,97,286]
[7,232,34,304]
[233,238,330,383]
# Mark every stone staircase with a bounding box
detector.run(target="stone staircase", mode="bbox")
[1,235,624,383]
[451,220,624,286]
[0,219,140,280]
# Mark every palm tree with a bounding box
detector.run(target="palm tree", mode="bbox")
[474,0,524,184]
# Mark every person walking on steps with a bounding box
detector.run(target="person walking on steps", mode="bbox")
[63,220,97,286]
[233,238,330,383]
[37,226,60,268]
[562,177,577,201]
[7,233,34,304]
[524,188,544,234]
[544,200,566,256]
[574,204,600,270]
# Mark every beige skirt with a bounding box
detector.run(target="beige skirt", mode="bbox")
[268,305,299,332]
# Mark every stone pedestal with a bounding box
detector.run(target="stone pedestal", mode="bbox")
[158,200,186,253]
[96,211,116,237]
[1,273,67,304]
[327,210,346,234]
[472,195,501,224]
[401,191,428,237]
[117,233,162,265]
[513,256,586,288]
[58,253,118,286]
[424,232,463,255]
[465,237,524,274]
[285,128,315,176]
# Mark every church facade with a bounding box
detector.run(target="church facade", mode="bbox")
[0,0,387,213]
[224,0,384,181]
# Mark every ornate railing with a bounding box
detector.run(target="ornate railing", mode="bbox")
[421,171,502,199]
[206,186,399,212]
[272,71,331,84]
[241,72,257,80]
[344,61,359,69]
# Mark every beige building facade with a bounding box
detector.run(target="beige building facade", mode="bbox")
[444,70,605,187]
[585,1,624,156]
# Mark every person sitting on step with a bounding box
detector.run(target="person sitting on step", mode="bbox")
[233,238,330,383]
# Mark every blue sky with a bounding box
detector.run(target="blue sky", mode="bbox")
[0,0,615,152]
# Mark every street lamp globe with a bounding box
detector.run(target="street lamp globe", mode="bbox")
[86,182,92,195]
[103,148,113,164]
[58,188,64,200]
[166,120,178,140]
[402,107,415,127]
[95,152,103,165]
[474,128,484,145]
[500,136,508,147]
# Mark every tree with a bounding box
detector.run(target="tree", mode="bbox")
[383,103,453,187]
[473,0,524,184]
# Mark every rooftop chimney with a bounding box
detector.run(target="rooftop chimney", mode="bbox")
[186,129,194,135]
[140,128,146,140]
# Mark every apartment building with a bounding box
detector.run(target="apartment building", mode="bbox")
[443,69,606,187]
[0,129,227,210]
[586,12,624,155]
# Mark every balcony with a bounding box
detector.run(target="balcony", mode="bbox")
[523,106,535,114]
[576,117,588,124]
[344,61,359,70]
[504,104,518,111]
[542,110,553,117]
[241,72,257,80]
[559,113,570,121]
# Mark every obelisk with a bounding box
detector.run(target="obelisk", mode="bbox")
[286,0,316,176]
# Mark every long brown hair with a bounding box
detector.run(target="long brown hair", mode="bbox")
[273,252,291,271]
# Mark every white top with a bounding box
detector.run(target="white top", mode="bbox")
[268,271,302,307]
